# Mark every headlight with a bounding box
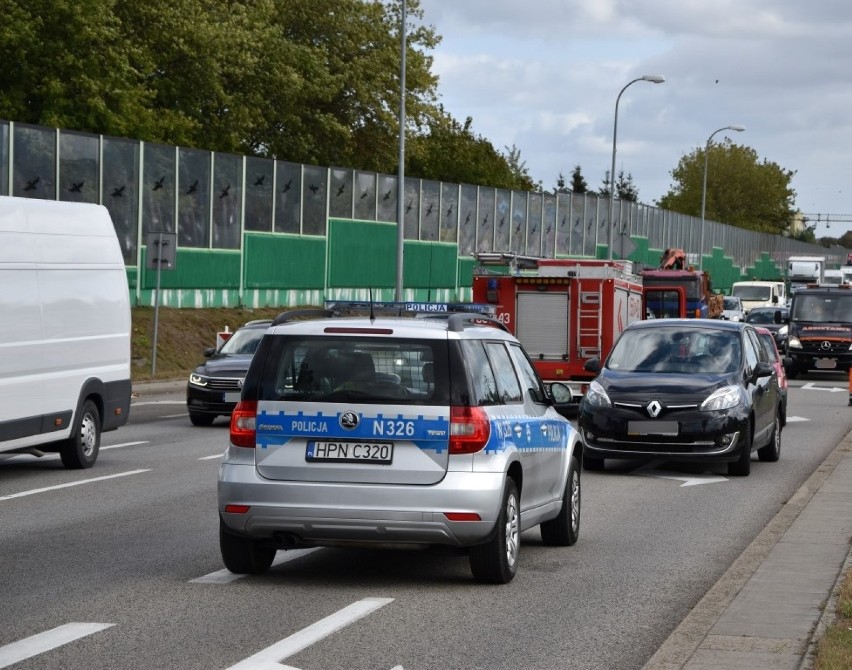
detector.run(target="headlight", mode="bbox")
[700,385,743,411]
[584,380,612,408]
[787,336,802,349]
[189,373,209,387]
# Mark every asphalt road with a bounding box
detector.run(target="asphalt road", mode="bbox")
[1,373,850,670]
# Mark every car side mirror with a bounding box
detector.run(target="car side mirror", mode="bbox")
[584,358,601,373]
[753,361,774,379]
[549,382,574,405]
[203,347,216,357]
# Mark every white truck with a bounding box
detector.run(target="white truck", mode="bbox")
[787,255,825,293]
[730,280,787,314]
[822,268,844,286]
[0,196,132,468]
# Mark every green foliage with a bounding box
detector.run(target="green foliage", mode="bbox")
[408,113,535,190]
[599,169,637,201]
[0,0,535,190]
[657,140,796,234]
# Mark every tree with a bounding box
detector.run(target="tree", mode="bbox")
[0,0,442,172]
[598,169,637,201]
[615,170,639,202]
[657,140,796,234]
[570,165,589,194]
[407,113,535,190]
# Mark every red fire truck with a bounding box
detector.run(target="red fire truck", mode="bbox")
[471,252,645,404]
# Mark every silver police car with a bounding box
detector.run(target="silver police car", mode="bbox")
[218,306,581,583]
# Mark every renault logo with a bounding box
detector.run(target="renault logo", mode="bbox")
[646,400,662,418]
[821,341,832,351]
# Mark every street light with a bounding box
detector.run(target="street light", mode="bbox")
[607,74,665,260]
[699,124,746,269]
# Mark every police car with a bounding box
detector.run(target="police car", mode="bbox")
[217,303,581,583]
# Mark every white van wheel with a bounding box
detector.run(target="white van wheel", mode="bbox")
[60,400,101,469]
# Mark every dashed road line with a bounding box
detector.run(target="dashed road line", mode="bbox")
[225,598,393,670]
[198,453,223,461]
[0,623,114,669]
[0,470,150,502]
[101,441,148,450]
[191,548,322,583]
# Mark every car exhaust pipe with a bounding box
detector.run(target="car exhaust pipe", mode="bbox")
[274,532,301,550]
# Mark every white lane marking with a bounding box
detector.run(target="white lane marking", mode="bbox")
[162,413,190,418]
[131,400,187,406]
[0,623,114,669]
[801,382,845,392]
[199,454,224,461]
[191,548,322,583]
[101,441,148,450]
[786,416,809,423]
[640,468,729,487]
[0,470,150,502]
[225,598,394,670]
[634,461,727,487]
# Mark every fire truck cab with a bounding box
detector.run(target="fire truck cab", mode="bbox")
[472,253,644,406]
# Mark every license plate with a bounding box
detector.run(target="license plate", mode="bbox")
[306,441,393,464]
[815,358,837,369]
[627,421,678,436]
[224,392,241,402]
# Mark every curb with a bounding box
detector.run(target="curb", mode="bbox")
[643,428,852,669]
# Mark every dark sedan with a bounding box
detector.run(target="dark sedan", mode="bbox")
[578,319,784,477]
[744,307,789,351]
[186,319,271,425]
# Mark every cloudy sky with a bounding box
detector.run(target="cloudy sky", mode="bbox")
[415,0,852,238]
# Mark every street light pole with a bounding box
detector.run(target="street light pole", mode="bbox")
[699,124,745,270]
[607,74,665,260]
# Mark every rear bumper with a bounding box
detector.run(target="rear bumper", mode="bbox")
[218,459,507,548]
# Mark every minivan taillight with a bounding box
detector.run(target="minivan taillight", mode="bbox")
[230,401,257,448]
[449,406,490,454]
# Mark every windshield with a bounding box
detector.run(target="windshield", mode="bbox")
[643,275,701,300]
[218,327,266,355]
[607,327,741,374]
[746,309,783,325]
[723,297,741,310]
[732,285,771,300]
[790,294,852,323]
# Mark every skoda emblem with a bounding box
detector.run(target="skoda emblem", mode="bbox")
[821,341,832,351]
[646,400,662,418]
[339,411,360,430]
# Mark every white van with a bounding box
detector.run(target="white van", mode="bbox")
[0,197,131,468]
[730,280,786,314]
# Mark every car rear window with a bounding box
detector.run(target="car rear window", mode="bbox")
[256,335,450,405]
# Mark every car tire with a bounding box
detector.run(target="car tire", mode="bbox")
[189,411,216,426]
[60,399,100,469]
[786,367,798,380]
[728,425,752,477]
[540,455,580,546]
[758,410,782,462]
[219,518,276,574]
[469,478,519,584]
[583,455,604,471]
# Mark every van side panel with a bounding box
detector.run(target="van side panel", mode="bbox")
[0,197,131,456]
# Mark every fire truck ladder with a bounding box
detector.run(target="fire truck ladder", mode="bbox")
[577,287,602,360]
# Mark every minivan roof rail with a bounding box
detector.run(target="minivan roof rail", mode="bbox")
[272,309,338,325]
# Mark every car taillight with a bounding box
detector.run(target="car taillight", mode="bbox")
[230,400,257,448]
[449,406,490,454]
